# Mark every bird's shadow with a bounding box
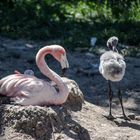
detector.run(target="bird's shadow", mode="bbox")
[51,106,91,140]
[62,116,91,140]
[103,113,140,131]
[0,102,91,140]
[113,117,140,131]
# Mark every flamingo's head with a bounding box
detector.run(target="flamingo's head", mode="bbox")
[51,45,69,76]
[107,36,118,52]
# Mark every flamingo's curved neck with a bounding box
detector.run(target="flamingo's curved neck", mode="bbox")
[36,47,69,101]
[108,44,118,53]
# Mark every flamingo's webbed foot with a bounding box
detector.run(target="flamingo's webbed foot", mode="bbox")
[107,114,116,120]
[123,115,131,121]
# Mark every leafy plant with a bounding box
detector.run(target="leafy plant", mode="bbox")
[0,0,140,53]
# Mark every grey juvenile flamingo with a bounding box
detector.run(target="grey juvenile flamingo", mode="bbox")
[99,36,129,120]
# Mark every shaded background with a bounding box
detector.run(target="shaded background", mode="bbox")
[0,0,140,112]
[0,0,140,49]
[0,1,140,139]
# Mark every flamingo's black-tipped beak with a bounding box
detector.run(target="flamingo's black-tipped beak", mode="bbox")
[107,36,118,52]
[61,68,67,77]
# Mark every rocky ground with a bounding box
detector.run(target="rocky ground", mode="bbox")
[0,37,140,140]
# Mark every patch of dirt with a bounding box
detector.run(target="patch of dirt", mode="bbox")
[0,37,140,140]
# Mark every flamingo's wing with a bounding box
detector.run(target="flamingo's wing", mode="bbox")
[0,74,30,104]
[0,74,57,105]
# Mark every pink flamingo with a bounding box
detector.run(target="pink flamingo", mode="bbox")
[0,45,69,105]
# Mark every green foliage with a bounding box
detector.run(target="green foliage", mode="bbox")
[122,47,140,57]
[0,0,140,51]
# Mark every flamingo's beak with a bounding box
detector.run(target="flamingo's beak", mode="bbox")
[60,54,69,77]
[61,68,67,77]
[107,36,118,52]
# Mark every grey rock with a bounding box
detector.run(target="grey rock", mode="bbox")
[0,78,84,140]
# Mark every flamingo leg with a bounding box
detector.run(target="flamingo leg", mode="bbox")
[107,81,115,119]
[117,84,130,120]
[10,91,30,105]
[10,97,24,105]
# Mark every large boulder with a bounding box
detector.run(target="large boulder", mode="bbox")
[0,78,84,140]
[61,77,84,111]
